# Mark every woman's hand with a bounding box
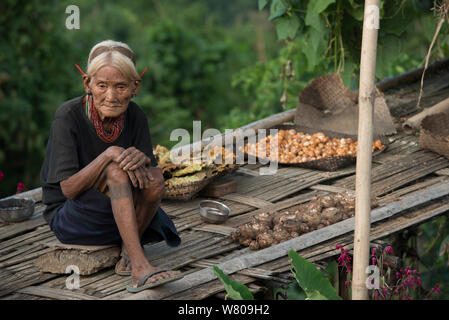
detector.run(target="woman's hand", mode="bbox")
[116,147,151,171]
[127,166,163,189]
[127,166,150,189]
[105,146,126,163]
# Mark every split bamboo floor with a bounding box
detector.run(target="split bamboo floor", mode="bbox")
[1,130,449,300]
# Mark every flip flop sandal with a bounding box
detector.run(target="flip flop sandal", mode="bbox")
[125,269,184,293]
[115,255,132,276]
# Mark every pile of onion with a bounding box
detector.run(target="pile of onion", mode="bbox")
[243,130,384,163]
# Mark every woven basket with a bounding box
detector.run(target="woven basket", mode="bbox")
[244,124,388,172]
[163,164,239,201]
[419,112,449,159]
[164,178,212,201]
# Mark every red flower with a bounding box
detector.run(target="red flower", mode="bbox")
[431,283,441,295]
[0,170,4,181]
[15,182,25,194]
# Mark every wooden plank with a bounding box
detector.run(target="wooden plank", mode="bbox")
[310,184,354,193]
[192,225,236,236]
[220,193,272,208]
[1,187,43,202]
[436,168,449,176]
[123,181,449,300]
[0,216,47,241]
[17,286,99,300]
[236,167,259,176]
[0,232,54,256]
[0,248,54,268]
[0,271,58,298]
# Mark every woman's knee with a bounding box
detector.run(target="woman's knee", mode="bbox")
[105,162,129,185]
[143,175,165,202]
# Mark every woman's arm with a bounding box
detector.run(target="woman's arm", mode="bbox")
[60,146,124,200]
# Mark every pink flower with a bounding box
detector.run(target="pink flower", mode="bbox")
[15,182,25,194]
[0,170,4,181]
[385,246,393,254]
[371,257,376,265]
[431,283,441,294]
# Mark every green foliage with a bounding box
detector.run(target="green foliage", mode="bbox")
[214,251,341,300]
[406,215,449,299]
[274,280,307,300]
[288,249,342,300]
[0,0,272,196]
[0,0,80,196]
[227,0,446,126]
[212,266,255,300]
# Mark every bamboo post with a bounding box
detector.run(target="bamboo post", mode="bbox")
[352,0,380,300]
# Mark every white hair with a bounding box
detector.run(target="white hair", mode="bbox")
[86,40,139,81]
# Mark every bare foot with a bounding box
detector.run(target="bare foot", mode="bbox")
[115,246,132,274]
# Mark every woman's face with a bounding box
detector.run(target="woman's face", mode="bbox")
[85,66,137,121]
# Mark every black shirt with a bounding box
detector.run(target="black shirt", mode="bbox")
[40,96,158,224]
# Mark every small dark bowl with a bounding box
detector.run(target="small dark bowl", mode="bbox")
[0,198,36,223]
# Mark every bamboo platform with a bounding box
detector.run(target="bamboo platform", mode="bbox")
[2,62,449,300]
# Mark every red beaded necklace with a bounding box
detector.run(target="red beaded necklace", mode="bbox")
[84,94,125,143]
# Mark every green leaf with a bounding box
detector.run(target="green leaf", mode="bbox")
[340,59,357,88]
[269,0,287,21]
[309,0,336,14]
[213,266,255,300]
[376,34,401,79]
[274,14,300,40]
[274,281,307,300]
[420,13,440,42]
[288,250,342,300]
[258,0,269,11]
[346,5,364,21]
[302,25,327,71]
[439,235,449,257]
[306,290,329,300]
[324,260,340,292]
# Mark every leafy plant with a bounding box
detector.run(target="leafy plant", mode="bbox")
[212,265,255,300]
[287,249,342,300]
[214,250,341,300]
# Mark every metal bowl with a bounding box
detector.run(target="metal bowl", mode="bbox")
[199,200,231,224]
[0,198,36,223]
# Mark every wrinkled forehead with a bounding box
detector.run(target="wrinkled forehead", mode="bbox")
[91,66,134,84]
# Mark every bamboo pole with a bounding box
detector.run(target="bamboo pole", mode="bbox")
[352,0,380,300]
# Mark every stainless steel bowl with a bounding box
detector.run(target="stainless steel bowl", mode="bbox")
[0,198,35,223]
[199,200,230,224]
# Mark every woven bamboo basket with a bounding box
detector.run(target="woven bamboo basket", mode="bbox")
[164,178,212,201]
[244,124,388,171]
[419,112,449,159]
[163,164,239,201]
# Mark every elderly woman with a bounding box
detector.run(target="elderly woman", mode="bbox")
[40,40,181,293]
